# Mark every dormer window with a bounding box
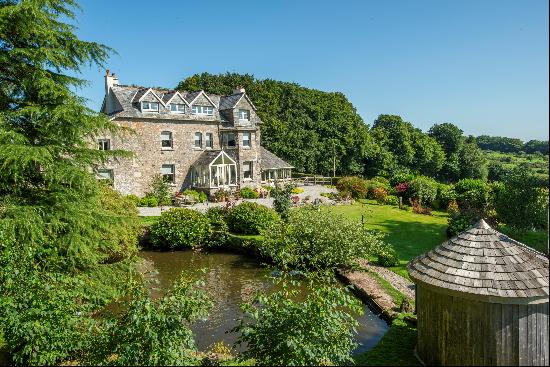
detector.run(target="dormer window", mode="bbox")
[192,105,213,116]
[142,101,159,112]
[169,103,186,113]
[239,109,250,121]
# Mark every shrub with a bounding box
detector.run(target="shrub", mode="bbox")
[181,189,207,203]
[376,247,400,267]
[394,182,409,195]
[435,183,456,209]
[493,168,548,230]
[234,273,362,366]
[447,200,459,214]
[389,170,416,187]
[125,194,141,206]
[367,177,391,199]
[149,208,212,249]
[409,176,438,206]
[384,195,400,206]
[454,178,492,213]
[372,187,389,204]
[240,187,260,199]
[447,211,478,237]
[148,174,172,205]
[213,188,231,202]
[271,183,295,220]
[205,207,230,247]
[140,194,159,207]
[257,209,388,270]
[291,187,304,194]
[227,202,280,235]
[410,198,432,215]
[336,176,369,199]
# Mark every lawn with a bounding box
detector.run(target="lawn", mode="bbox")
[325,200,449,277]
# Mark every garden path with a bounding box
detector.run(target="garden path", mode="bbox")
[358,259,416,300]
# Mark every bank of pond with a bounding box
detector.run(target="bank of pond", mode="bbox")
[139,249,389,355]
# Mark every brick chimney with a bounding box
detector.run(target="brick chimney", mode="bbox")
[105,69,119,94]
[233,86,245,94]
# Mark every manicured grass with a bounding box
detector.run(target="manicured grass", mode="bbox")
[353,314,419,366]
[367,270,406,307]
[139,216,160,226]
[325,201,448,275]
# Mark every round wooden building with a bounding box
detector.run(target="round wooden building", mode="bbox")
[408,219,549,366]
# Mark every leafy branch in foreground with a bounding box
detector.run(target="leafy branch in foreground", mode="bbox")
[234,272,363,366]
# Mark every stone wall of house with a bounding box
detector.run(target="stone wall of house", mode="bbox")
[102,118,224,196]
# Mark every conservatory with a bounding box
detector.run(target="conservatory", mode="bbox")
[191,150,238,190]
[259,146,294,183]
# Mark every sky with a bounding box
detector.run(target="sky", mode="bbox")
[74,0,549,141]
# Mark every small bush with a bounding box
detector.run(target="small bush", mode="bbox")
[149,208,212,249]
[181,189,207,203]
[372,187,389,204]
[409,176,438,207]
[336,176,369,199]
[291,187,304,194]
[227,202,280,235]
[376,247,400,267]
[410,199,432,215]
[126,194,141,206]
[240,187,260,199]
[271,183,294,220]
[367,177,391,199]
[384,195,399,206]
[140,194,159,207]
[148,174,172,205]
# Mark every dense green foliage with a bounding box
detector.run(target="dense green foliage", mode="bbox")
[484,150,548,183]
[476,135,549,155]
[258,208,388,270]
[336,176,370,199]
[180,189,208,203]
[85,275,212,366]
[494,168,548,231]
[178,73,371,176]
[227,202,280,235]
[147,174,172,206]
[408,176,438,206]
[0,1,141,364]
[270,183,294,220]
[376,247,400,267]
[239,186,260,199]
[235,273,363,366]
[149,208,212,249]
[205,207,231,247]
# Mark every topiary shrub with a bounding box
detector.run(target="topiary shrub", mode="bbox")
[149,208,212,249]
[336,176,369,199]
[376,247,400,267]
[227,202,280,235]
[240,187,260,199]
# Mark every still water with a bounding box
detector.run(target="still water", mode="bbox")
[140,250,388,354]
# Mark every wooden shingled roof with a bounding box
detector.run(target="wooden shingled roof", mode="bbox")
[408,219,549,301]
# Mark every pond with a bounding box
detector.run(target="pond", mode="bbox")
[140,250,388,355]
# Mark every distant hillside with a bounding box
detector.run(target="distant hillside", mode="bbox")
[177,73,372,176]
[475,135,549,155]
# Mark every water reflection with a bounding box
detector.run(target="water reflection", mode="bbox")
[139,250,388,354]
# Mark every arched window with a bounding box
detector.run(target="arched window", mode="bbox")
[161,131,172,149]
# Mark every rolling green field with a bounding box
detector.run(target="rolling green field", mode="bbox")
[483,150,549,181]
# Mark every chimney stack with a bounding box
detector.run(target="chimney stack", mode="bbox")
[105,70,119,94]
[233,86,246,94]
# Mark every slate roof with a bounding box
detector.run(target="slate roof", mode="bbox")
[408,219,549,299]
[184,91,202,105]
[219,93,244,110]
[260,146,294,170]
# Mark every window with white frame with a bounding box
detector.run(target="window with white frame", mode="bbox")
[98,139,111,151]
[242,132,251,147]
[192,105,214,116]
[194,132,203,148]
[222,132,236,148]
[97,169,113,181]
[205,133,213,149]
[239,109,250,120]
[161,131,173,149]
[169,103,186,113]
[141,101,159,112]
[243,161,253,179]
[161,164,175,183]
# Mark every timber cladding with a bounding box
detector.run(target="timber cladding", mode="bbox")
[416,285,549,366]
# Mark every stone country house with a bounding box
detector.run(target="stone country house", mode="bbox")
[98,71,293,196]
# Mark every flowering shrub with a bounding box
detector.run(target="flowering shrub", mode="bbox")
[291,195,301,205]
[394,182,409,194]
[409,176,438,206]
[291,187,304,194]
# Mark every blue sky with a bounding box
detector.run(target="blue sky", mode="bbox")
[75,0,549,140]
